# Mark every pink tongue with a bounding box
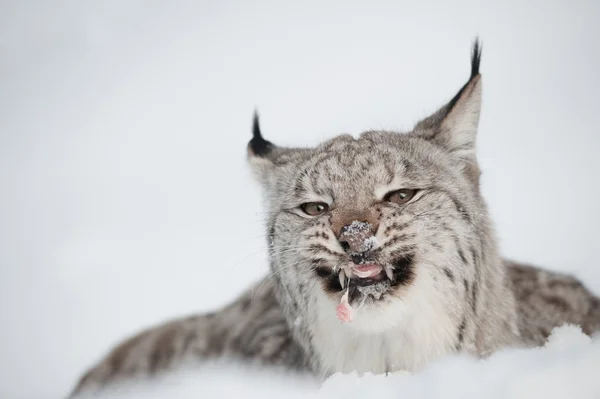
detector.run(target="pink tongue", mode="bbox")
[352,263,382,278]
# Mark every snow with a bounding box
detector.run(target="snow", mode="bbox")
[342,221,372,236]
[1,1,600,398]
[78,326,600,399]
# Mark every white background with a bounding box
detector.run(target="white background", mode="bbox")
[1,0,599,397]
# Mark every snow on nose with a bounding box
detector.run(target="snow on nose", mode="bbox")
[338,221,376,254]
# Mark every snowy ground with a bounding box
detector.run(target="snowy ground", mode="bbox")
[79,326,600,399]
[1,1,600,398]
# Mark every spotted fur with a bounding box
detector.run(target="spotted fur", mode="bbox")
[70,40,600,397]
[70,280,306,397]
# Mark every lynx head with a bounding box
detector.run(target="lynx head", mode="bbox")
[248,42,488,333]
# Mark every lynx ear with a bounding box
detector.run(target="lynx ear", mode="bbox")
[247,112,278,183]
[414,40,482,165]
[248,111,275,158]
[247,112,307,185]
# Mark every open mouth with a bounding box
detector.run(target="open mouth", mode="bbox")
[338,262,394,289]
[314,254,415,323]
[334,262,399,323]
[313,252,415,295]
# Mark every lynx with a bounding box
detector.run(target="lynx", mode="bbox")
[71,41,600,397]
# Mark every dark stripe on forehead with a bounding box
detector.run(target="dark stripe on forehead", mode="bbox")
[384,161,395,185]
[294,170,310,195]
[312,152,333,171]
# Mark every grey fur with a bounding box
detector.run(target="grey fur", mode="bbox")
[70,280,307,397]
[70,41,600,397]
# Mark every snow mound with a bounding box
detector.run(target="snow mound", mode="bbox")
[82,325,600,399]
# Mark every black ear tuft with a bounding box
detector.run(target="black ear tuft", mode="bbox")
[249,111,274,157]
[443,39,482,114]
[470,38,482,79]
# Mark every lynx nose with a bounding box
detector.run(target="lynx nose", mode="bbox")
[338,221,376,263]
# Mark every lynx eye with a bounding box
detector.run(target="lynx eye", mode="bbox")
[385,189,417,205]
[300,202,329,216]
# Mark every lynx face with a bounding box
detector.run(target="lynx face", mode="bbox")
[249,43,484,331]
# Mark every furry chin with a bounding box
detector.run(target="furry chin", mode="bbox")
[335,280,394,323]
[354,280,391,301]
[330,284,408,333]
